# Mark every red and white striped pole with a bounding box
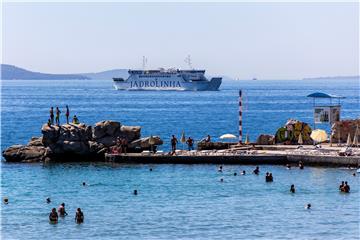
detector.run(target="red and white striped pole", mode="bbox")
[239,90,243,144]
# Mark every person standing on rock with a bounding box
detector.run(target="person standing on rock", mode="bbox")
[186,137,194,151]
[55,107,61,125]
[50,107,54,125]
[65,105,70,124]
[171,135,178,154]
[122,138,128,154]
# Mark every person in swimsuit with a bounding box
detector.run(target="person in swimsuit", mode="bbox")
[339,181,344,191]
[171,135,178,154]
[65,105,70,124]
[58,203,68,217]
[49,208,58,223]
[55,107,61,125]
[186,137,194,151]
[290,184,295,193]
[75,208,84,224]
[50,107,54,125]
[253,166,260,175]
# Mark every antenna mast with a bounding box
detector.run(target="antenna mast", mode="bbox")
[184,55,193,69]
[142,56,148,70]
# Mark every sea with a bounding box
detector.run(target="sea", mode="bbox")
[1,78,359,239]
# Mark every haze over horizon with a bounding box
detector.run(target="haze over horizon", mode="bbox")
[2,2,359,79]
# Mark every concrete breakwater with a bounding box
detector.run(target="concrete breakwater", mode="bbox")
[2,120,163,162]
[105,151,360,167]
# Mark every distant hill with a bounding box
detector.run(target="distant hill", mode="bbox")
[303,76,359,80]
[1,64,90,80]
[82,69,129,80]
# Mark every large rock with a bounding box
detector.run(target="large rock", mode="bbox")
[93,120,121,139]
[256,134,275,145]
[119,126,141,142]
[41,124,61,144]
[61,141,89,154]
[331,119,360,143]
[128,136,163,149]
[2,145,46,162]
[28,137,44,147]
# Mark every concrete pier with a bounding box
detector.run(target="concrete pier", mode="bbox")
[105,152,360,167]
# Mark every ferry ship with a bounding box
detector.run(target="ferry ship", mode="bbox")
[113,69,222,91]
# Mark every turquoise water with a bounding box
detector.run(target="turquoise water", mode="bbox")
[1,78,360,239]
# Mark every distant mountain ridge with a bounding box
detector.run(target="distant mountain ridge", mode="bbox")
[1,64,128,80]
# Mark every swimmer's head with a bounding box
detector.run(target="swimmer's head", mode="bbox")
[306,203,311,209]
[52,208,56,212]
[133,190,138,195]
[61,203,65,207]
[82,182,86,186]
[234,172,237,176]
[77,208,81,212]
[220,178,224,182]
[46,198,51,203]
[3,197,8,204]
[150,168,153,171]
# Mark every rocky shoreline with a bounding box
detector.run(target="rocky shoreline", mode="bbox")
[2,120,163,163]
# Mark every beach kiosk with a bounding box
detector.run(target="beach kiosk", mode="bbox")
[307,92,345,129]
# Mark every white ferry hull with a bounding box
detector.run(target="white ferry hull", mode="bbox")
[113,69,222,91]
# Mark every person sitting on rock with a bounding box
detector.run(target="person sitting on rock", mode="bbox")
[205,135,211,143]
[75,208,84,224]
[49,208,58,223]
[72,115,79,124]
[47,119,52,127]
[58,203,68,217]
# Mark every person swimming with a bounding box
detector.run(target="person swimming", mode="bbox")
[149,168,153,171]
[220,178,224,182]
[268,173,273,182]
[49,208,58,223]
[339,181,345,191]
[341,181,350,193]
[286,164,291,170]
[133,190,138,195]
[75,208,84,224]
[265,172,270,182]
[3,197,8,204]
[241,170,246,175]
[46,197,51,204]
[290,184,295,193]
[298,161,304,169]
[352,173,356,177]
[306,203,311,209]
[234,172,237,176]
[58,203,68,217]
[253,166,260,175]
[82,182,86,186]
[218,166,223,172]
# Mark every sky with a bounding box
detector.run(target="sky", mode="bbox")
[1,2,359,79]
